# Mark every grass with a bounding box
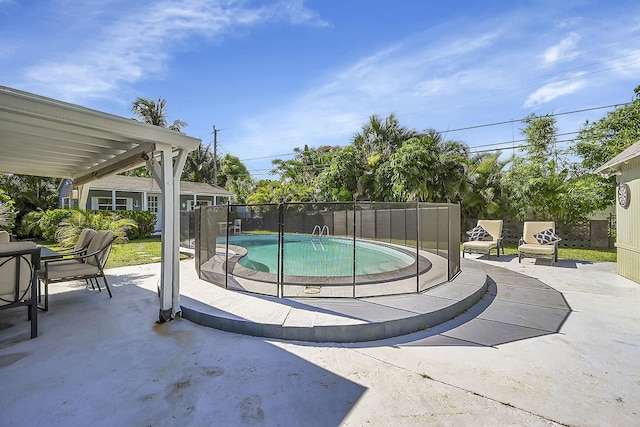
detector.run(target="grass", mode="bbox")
[38,237,190,269]
[37,236,616,269]
[490,243,617,263]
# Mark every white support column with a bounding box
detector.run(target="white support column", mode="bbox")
[111,189,117,210]
[172,148,188,315]
[157,144,175,322]
[154,144,189,322]
[77,183,91,210]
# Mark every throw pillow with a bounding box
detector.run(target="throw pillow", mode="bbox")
[533,228,561,245]
[466,225,490,241]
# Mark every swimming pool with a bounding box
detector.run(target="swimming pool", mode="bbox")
[223,234,417,282]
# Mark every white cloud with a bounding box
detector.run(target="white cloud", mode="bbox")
[542,32,580,65]
[524,74,586,108]
[20,0,325,102]
[235,30,507,158]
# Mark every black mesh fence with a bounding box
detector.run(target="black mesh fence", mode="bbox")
[195,201,460,298]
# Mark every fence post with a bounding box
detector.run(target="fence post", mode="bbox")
[590,220,609,249]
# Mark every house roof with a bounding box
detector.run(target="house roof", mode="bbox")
[595,140,640,177]
[88,174,233,197]
[0,86,200,184]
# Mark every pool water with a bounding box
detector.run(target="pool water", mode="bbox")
[226,234,414,277]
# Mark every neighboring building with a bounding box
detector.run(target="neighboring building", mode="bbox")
[595,140,640,284]
[59,175,233,230]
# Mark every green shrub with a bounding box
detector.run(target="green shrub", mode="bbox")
[40,209,73,240]
[56,210,138,248]
[19,210,45,238]
[112,210,157,239]
[0,192,16,232]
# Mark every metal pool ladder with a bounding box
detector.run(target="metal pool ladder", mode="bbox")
[310,225,330,251]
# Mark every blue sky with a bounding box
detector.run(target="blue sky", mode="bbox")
[2,0,640,179]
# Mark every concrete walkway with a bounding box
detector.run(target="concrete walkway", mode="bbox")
[1,255,639,426]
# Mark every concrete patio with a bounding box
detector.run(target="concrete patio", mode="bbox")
[1,255,639,426]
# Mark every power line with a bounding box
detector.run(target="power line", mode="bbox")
[238,102,629,163]
[439,103,629,133]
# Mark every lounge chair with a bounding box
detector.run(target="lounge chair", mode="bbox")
[39,230,116,311]
[462,220,503,259]
[518,221,560,266]
[0,242,41,338]
[0,230,10,243]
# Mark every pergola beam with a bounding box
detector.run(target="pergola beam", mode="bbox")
[0,85,201,322]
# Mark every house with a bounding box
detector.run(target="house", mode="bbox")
[595,140,640,284]
[59,175,233,228]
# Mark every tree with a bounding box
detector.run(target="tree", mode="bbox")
[462,152,508,220]
[0,174,60,234]
[572,85,640,210]
[183,143,216,184]
[574,85,640,171]
[502,113,603,223]
[351,114,417,199]
[318,145,365,201]
[218,154,253,203]
[125,97,188,177]
[130,97,187,131]
[386,130,470,202]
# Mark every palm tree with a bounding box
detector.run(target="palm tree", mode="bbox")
[130,97,187,131]
[126,97,188,177]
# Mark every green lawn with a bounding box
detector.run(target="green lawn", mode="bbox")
[497,243,617,263]
[38,237,190,269]
[38,237,616,269]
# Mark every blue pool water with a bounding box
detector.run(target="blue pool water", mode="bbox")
[224,234,414,277]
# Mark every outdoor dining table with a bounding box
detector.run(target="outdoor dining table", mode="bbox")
[38,246,63,260]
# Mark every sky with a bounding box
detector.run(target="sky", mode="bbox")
[2,0,640,179]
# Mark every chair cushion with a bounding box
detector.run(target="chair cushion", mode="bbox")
[463,240,497,251]
[533,228,561,245]
[518,243,556,255]
[466,225,490,241]
[0,242,37,304]
[44,260,100,280]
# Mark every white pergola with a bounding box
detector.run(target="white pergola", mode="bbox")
[0,86,201,321]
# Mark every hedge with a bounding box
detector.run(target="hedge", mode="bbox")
[39,209,157,241]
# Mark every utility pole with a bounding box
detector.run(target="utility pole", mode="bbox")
[213,125,219,185]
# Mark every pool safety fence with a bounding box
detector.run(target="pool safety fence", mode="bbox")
[195,201,460,298]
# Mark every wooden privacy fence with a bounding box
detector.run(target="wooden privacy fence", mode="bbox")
[463,219,613,249]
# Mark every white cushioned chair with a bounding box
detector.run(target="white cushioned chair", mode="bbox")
[39,230,116,311]
[462,220,503,259]
[518,221,559,266]
[0,230,10,243]
[0,242,41,338]
[57,228,97,258]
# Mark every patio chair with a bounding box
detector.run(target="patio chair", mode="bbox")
[232,219,241,234]
[518,221,560,266]
[462,220,503,259]
[56,228,97,258]
[39,230,116,311]
[0,242,41,338]
[0,230,10,243]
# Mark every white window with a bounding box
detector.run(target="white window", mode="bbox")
[187,199,211,210]
[92,197,132,210]
[148,195,159,213]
